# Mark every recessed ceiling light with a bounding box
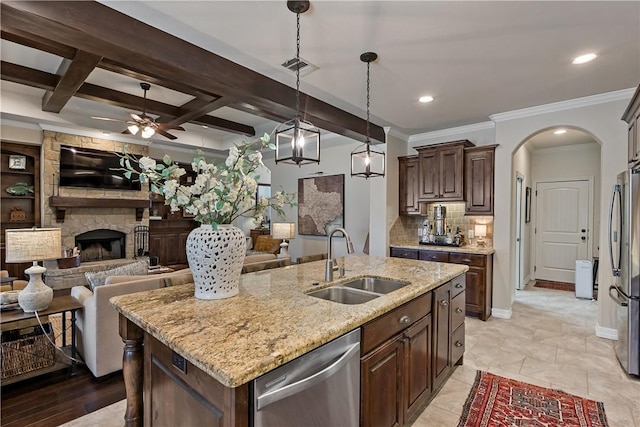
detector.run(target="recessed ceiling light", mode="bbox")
[419,95,434,103]
[202,125,209,129]
[554,129,567,135]
[572,53,597,65]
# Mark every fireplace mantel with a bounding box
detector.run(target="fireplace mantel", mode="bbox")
[49,196,149,223]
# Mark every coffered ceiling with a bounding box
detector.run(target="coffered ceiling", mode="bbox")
[1,1,638,152]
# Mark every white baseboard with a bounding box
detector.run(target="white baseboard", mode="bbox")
[491,308,512,319]
[595,324,618,340]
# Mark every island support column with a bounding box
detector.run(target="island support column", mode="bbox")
[119,314,144,427]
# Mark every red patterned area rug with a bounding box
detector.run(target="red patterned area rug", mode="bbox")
[534,280,575,292]
[457,371,609,427]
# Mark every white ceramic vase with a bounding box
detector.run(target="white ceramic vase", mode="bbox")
[186,224,246,300]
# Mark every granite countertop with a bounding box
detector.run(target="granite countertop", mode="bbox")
[110,255,468,388]
[390,243,496,255]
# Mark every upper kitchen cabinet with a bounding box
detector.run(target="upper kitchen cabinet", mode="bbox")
[416,140,475,202]
[464,145,498,215]
[399,155,423,215]
[622,85,640,166]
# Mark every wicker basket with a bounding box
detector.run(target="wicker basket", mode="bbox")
[1,323,56,379]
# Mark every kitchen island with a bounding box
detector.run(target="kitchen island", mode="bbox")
[111,254,468,426]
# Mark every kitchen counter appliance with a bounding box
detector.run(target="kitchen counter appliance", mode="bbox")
[608,167,640,376]
[252,328,361,427]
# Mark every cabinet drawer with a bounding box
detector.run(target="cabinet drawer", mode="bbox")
[390,247,419,259]
[449,253,485,267]
[362,292,432,355]
[451,291,465,331]
[451,274,465,298]
[451,324,465,365]
[418,250,449,262]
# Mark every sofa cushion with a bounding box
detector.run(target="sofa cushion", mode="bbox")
[85,260,148,291]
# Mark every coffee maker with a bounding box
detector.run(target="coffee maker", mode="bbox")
[433,205,446,237]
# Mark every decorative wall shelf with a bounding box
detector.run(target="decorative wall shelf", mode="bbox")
[49,196,149,223]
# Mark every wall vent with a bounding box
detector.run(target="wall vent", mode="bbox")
[281,56,318,77]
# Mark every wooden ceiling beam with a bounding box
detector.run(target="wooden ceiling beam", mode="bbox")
[1,61,255,136]
[1,1,384,143]
[42,50,102,113]
[1,29,76,59]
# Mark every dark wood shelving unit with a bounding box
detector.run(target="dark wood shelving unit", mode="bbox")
[1,142,41,280]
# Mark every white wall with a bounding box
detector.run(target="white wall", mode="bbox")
[492,96,630,333]
[531,142,601,256]
[264,135,371,261]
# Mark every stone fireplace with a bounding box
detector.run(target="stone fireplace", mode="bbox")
[41,131,151,289]
[75,229,126,262]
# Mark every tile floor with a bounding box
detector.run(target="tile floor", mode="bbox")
[59,284,640,427]
[412,283,640,427]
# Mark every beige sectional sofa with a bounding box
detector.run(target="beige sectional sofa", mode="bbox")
[71,269,193,378]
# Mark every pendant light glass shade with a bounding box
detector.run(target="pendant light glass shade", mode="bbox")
[141,125,155,139]
[351,52,385,179]
[275,0,320,166]
[127,124,140,135]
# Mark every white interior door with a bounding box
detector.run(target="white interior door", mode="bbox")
[535,180,590,283]
[515,176,524,290]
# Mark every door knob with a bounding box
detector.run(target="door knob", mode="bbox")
[581,229,586,233]
[581,236,586,241]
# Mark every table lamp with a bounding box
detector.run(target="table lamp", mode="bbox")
[272,222,296,259]
[474,224,487,247]
[5,227,62,312]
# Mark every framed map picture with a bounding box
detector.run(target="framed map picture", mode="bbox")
[298,174,344,236]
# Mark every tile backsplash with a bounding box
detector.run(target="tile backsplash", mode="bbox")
[390,202,493,247]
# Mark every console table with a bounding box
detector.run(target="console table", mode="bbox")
[1,295,82,385]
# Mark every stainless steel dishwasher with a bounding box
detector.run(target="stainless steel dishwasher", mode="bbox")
[252,328,361,427]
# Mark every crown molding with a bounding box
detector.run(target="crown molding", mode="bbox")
[490,88,636,122]
[386,126,410,142]
[408,121,494,143]
[1,118,43,131]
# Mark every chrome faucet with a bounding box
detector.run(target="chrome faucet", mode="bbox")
[325,227,355,282]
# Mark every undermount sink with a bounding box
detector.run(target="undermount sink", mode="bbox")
[307,277,410,305]
[341,277,410,294]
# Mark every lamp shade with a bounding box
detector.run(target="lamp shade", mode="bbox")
[272,222,296,240]
[474,224,487,238]
[5,228,62,263]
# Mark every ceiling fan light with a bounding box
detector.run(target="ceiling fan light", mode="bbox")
[141,125,155,139]
[127,124,140,135]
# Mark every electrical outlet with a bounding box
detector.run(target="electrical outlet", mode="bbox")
[468,230,474,239]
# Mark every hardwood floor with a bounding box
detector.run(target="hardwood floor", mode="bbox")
[1,365,125,427]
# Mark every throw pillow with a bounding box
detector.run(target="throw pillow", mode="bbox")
[85,260,148,291]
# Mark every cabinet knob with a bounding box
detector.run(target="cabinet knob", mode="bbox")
[462,258,472,263]
[455,341,463,348]
[455,307,463,313]
[399,315,411,324]
[439,300,448,307]
[455,283,463,289]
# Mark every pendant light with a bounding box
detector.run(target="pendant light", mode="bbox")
[275,0,320,166]
[351,52,385,179]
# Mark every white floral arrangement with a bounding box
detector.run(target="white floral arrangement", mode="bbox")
[117,133,296,227]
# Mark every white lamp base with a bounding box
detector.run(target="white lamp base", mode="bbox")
[17,264,53,313]
[278,241,290,259]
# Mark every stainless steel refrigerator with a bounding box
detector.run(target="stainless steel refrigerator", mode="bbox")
[608,167,640,376]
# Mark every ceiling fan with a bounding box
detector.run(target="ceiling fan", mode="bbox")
[93,82,185,140]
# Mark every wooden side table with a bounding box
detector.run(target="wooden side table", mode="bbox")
[250,228,270,249]
[1,295,83,385]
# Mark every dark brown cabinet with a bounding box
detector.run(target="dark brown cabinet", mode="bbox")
[398,156,422,215]
[415,140,474,202]
[360,292,433,427]
[1,143,41,279]
[391,248,494,321]
[622,85,640,165]
[464,145,497,215]
[432,283,452,390]
[149,219,196,266]
[361,337,404,427]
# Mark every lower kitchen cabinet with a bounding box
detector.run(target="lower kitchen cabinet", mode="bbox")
[360,276,465,427]
[391,247,493,320]
[361,291,433,427]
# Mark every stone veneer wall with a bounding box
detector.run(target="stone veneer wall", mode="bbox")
[389,202,494,247]
[41,131,150,265]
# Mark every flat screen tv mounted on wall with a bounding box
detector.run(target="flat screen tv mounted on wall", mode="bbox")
[59,145,142,191]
